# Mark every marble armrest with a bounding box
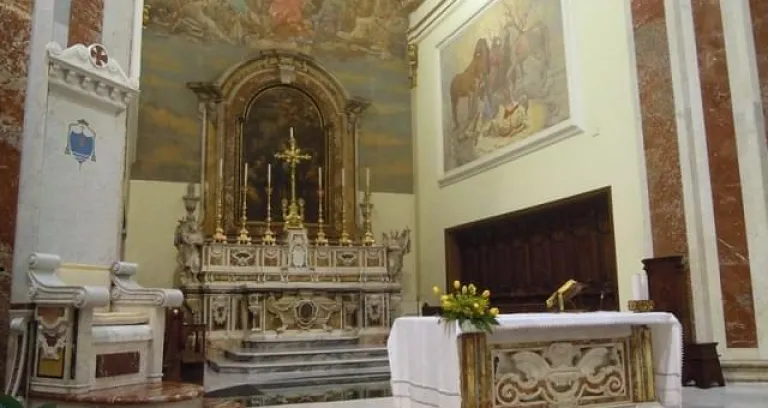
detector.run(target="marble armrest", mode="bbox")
[27,253,111,308]
[110,261,184,308]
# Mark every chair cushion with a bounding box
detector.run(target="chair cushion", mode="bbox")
[93,311,149,326]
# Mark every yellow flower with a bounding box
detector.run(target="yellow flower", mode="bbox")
[473,302,480,310]
[468,284,477,295]
[432,286,441,295]
[482,290,490,298]
[453,280,461,289]
[461,285,468,294]
[441,295,450,302]
[490,307,499,317]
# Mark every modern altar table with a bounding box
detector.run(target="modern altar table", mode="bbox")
[387,312,682,408]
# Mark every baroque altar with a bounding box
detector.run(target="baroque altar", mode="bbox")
[175,130,411,351]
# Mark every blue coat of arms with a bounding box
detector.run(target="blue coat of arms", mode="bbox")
[65,119,96,165]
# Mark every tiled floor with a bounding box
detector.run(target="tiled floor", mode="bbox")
[266,384,768,408]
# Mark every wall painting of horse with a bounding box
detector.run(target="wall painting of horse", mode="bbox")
[439,0,576,182]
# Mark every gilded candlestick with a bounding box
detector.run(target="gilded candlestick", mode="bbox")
[274,128,311,229]
[237,162,251,244]
[262,164,276,245]
[315,166,328,246]
[361,168,375,246]
[213,158,227,243]
[338,168,352,246]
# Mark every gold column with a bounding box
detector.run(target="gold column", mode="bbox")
[630,325,656,402]
[458,333,491,408]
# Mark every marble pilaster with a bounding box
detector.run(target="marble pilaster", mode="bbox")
[691,0,757,348]
[0,0,32,385]
[748,0,768,145]
[631,0,688,259]
[68,0,103,46]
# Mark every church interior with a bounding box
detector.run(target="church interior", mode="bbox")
[0,0,767,407]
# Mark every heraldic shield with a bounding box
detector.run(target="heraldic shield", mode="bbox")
[65,119,96,164]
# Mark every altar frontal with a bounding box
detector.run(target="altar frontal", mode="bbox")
[387,312,683,408]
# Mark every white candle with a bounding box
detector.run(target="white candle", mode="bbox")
[267,163,272,184]
[290,127,294,139]
[366,167,370,189]
[631,273,642,301]
[218,159,223,182]
[341,168,345,187]
[639,273,649,300]
[243,163,248,191]
[318,166,323,189]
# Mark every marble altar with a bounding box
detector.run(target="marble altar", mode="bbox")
[387,312,683,408]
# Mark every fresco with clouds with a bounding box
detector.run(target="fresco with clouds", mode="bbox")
[133,0,414,193]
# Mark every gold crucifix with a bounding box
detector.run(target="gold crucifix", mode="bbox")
[275,128,312,229]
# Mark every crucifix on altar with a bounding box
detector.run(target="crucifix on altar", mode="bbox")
[275,128,312,230]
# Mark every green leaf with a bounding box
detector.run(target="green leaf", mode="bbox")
[0,395,23,408]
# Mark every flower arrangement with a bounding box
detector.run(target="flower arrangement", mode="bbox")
[432,280,500,333]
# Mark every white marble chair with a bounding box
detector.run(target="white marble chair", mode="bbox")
[26,253,183,395]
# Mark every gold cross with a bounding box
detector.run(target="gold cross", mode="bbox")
[274,130,312,228]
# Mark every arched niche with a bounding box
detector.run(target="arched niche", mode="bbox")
[192,50,370,238]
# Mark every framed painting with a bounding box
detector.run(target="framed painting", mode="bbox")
[437,0,583,186]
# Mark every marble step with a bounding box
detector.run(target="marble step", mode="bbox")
[241,336,360,351]
[208,356,390,376]
[219,381,392,407]
[225,345,388,363]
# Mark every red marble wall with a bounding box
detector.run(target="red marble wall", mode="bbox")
[631,0,689,259]
[0,0,33,384]
[69,0,104,46]
[749,0,768,144]
[691,0,757,348]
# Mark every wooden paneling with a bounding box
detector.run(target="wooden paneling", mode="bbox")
[444,188,619,313]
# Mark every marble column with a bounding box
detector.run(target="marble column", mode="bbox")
[0,0,33,385]
[68,0,103,45]
[691,0,757,348]
[748,0,768,144]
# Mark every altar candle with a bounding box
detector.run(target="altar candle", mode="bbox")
[243,163,248,190]
[218,159,223,182]
[631,273,642,300]
[639,273,649,300]
[267,163,272,184]
[318,166,323,189]
[365,167,370,191]
[341,168,346,187]
[290,127,294,139]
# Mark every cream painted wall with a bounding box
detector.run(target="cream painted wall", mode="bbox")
[410,0,652,305]
[123,180,418,313]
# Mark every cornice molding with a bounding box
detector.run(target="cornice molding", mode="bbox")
[407,0,461,43]
[46,42,139,111]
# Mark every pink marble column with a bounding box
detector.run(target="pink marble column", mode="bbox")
[749,0,768,144]
[68,0,104,46]
[691,0,757,348]
[631,0,689,258]
[0,0,33,384]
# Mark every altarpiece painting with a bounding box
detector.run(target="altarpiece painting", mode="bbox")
[439,0,581,185]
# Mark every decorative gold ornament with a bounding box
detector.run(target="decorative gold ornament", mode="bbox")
[275,128,311,230]
[407,43,418,88]
[212,158,227,243]
[262,164,276,246]
[627,299,655,313]
[315,166,328,246]
[142,5,150,28]
[360,168,375,246]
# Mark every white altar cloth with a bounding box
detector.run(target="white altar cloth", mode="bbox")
[387,312,682,408]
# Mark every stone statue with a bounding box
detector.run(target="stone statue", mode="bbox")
[382,227,411,282]
[174,184,204,284]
